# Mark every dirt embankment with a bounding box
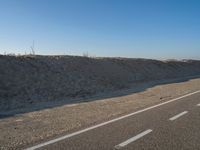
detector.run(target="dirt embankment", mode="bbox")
[0,55,200,112]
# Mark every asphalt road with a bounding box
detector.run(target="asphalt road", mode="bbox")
[24,91,200,150]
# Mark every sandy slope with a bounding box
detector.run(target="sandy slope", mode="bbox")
[0,55,200,112]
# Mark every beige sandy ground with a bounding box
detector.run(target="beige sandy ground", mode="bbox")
[0,78,200,149]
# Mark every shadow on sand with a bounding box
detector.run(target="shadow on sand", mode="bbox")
[1,75,200,119]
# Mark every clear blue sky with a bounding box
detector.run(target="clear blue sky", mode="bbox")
[0,0,200,59]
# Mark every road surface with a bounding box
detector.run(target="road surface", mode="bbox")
[23,90,200,150]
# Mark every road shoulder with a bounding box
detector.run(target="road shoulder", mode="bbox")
[0,78,200,149]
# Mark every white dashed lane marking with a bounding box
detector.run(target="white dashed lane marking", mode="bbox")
[169,111,188,121]
[115,129,153,149]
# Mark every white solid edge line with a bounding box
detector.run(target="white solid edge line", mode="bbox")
[24,90,200,150]
[115,129,152,149]
[197,103,200,106]
[169,111,188,121]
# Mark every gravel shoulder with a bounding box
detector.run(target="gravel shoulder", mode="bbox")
[1,77,200,149]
